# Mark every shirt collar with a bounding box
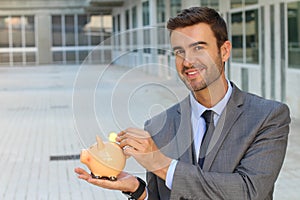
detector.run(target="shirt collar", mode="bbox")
[190,80,232,118]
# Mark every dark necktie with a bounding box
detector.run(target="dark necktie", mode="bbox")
[198,110,215,168]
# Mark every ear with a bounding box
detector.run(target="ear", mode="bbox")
[220,40,232,62]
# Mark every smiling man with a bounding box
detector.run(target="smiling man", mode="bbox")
[75,7,290,200]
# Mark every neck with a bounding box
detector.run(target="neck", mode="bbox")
[193,75,228,108]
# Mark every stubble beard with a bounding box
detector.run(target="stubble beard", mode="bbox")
[181,60,223,93]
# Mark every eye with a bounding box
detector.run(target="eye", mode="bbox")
[194,45,204,51]
[174,49,185,56]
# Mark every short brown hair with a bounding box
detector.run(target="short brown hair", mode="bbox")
[167,7,228,49]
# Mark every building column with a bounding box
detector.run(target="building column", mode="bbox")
[36,14,52,64]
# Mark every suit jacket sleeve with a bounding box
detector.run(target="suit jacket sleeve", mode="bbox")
[170,102,290,200]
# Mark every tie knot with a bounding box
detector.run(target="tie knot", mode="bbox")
[202,110,214,124]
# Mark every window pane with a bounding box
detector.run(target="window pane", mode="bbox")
[143,1,150,26]
[0,53,9,63]
[65,15,75,46]
[157,0,165,23]
[90,16,101,46]
[143,29,150,53]
[26,52,36,63]
[52,15,62,46]
[126,10,130,30]
[245,10,259,64]
[170,0,181,17]
[13,52,22,63]
[201,0,219,10]
[288,2,300,69]
[245,0,258,6]
[78,15,89,46]
[53,51,63,62]
[79,50,89,62]
[66,51,76,63]
[231,12,243,62]
[11,16,22,47]
[132,6,137,28]
[231,0,242,8]
[25,16,35,47]
[0,16,9,47]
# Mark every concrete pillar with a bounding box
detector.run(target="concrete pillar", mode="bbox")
[36,14,52,64]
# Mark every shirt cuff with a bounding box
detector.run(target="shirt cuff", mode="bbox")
[165,159,178,189]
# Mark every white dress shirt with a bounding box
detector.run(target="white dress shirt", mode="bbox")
[165,80,233,189]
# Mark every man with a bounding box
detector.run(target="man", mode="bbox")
[75,7,290,200]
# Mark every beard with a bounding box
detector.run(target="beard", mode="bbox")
[180,54,224,92]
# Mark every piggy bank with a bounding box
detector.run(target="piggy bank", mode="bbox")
[80,134,126,181]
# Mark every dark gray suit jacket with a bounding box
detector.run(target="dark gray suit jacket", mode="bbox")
[144,82,290,200]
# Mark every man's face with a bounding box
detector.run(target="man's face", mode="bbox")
[170,23,226,92]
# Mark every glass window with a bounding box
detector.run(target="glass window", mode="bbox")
[245,0,258,6]
[231,0,257,8]
[143,1,150,26]
[288,2,300,69]
[201,0,219,10]
[0,16,9,47]
[157,0,165,23]
[126,10,130,30]
[52,15,62,46]
[170,0,181,17]
[231,0,242,8]
[78,15,89,46]
[231,12,243,62]
[144,29,151,53]
[25,16,35,47]
[89,15,101,46]
[65,15,75,46]
[231,9,259,64]
[132,6,137,28]
[11,16,22,47]
[245,10,259,64]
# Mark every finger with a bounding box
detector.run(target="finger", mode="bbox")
[125,128,150,138]
[74,167,92,181]
[119,137,144,151]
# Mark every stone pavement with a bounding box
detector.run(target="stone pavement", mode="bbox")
[0,64,298,200]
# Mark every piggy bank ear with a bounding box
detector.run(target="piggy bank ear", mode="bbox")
[96,135,104,150]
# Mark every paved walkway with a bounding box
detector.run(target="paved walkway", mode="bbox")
[0,65,298,199]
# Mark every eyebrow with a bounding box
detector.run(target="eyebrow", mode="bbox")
[172,41,208,51]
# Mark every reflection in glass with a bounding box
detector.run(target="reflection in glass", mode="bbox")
[288,2,300,69]
[143,1,150,26]
[11,16,22,47]
[245,0,258,6]
[65,15,75,46]
[0,16,9,47]
[25,16,35,47]
[201,0,219,10]
[246,10,259,64]
[231,12,243,62]
[170,0,181,17]
[231,0,242,8]
[52,16,62,46]
[157,0,165,23]
[78,15,89,46]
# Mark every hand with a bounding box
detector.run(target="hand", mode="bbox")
[74,167,139,193]
[116,128,172,180]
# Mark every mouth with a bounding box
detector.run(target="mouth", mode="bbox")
[184,66,206,79]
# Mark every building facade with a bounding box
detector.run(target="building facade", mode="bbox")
[0,0,115,66]
[111,0,300,118]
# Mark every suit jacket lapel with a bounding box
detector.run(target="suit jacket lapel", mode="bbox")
[174,96,196,164]
[203,83,246,170]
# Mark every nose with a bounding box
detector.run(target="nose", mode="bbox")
[182,56,194,68]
